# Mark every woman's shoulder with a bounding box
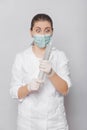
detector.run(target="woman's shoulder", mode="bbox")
[51,46,69,62]
[16,45,32,57]
[13,46,32,64]
[51,46,66,56]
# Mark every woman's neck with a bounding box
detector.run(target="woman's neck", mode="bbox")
[32,44,46,58]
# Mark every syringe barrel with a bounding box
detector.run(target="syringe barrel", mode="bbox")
[38,42,52,80]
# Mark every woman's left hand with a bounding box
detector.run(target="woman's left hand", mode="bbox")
[39,60,52,74]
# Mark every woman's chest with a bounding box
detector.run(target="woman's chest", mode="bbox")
[22,58,40,83]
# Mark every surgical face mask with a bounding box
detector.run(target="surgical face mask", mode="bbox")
[33,34,52,48]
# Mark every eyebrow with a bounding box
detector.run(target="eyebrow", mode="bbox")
[34,27,52,29]
[44,27,52,29]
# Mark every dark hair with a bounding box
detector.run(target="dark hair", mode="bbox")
[30,13,53,30]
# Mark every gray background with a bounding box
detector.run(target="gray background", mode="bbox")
[0,0,87,130]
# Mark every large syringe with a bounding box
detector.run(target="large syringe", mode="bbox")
[38,41,53,81]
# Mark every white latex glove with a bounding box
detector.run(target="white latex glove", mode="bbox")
[39,60,52,74]
[27,78,43,91]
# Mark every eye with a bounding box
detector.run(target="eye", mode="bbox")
[35,29,41,33]
[45,28,52,33]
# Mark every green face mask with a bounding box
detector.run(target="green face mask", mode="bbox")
[33,34,52,48]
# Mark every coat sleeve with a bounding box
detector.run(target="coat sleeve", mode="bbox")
[55,51,72,88]
[10,54,24,101]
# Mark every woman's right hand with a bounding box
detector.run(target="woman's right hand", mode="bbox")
[18,78,43,99]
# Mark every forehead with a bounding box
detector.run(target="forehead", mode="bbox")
[33,21,51,28]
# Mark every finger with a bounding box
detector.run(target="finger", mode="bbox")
[35,84,40,90]
[39,66,45,70]
[39,63,48,68]
[40,60,48,63]
[36,78,44,83]
[32,85,39,90]
[40,61,49,66]
[40,61,48,65]
[40,68,46,72]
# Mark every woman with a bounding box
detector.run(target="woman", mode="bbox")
[10,13,71,130]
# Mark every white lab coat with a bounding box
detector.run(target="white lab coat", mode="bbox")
[10,45,71,130]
